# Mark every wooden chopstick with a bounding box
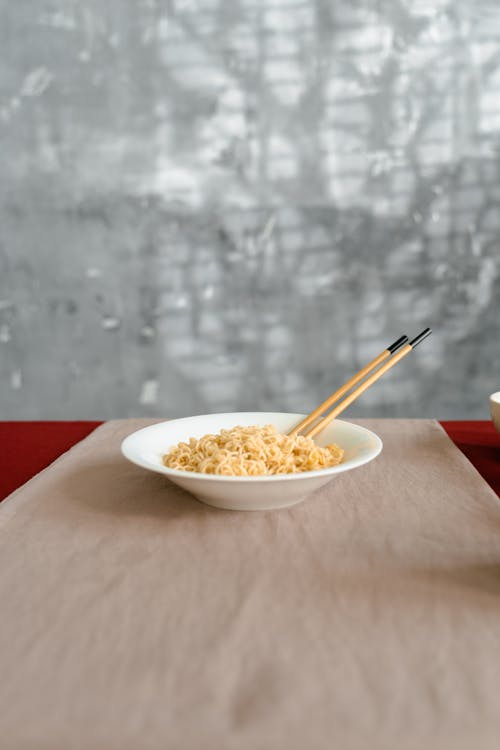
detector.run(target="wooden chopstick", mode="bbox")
[301,328,432,439]
[288,335,409,436]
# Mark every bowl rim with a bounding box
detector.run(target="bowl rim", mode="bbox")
[121,412,383,483]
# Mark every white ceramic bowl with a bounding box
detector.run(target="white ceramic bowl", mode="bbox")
[490,392,500,435]
[121,412,382,511]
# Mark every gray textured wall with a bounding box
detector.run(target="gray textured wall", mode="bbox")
[1,0,499,420]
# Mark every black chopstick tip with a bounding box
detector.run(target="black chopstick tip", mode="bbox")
[387,335,409,354]
[409,328,432,348]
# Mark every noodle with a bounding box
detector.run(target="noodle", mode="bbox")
[162,424,344,476]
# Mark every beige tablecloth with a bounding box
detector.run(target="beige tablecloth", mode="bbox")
[1,419,500,750]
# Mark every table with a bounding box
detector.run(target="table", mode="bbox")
[0,421,499,502]
[1,419,500,749]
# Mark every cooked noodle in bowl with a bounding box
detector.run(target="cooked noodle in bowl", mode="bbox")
[121,334,429,507]
[162,424,344,476]
[121,412,383,511]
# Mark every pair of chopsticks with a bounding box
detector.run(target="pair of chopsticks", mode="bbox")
[289,328,432,439]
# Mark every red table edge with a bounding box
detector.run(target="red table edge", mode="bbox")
[0,421,103,502]
[440,420,500,499]
[0,420,499,502]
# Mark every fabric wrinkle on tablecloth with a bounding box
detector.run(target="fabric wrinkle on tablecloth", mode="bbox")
[1,419,500,750]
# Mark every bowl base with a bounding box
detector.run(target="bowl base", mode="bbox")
[193,492,308,512]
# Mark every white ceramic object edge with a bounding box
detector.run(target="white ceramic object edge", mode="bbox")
[490,392,500,435]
